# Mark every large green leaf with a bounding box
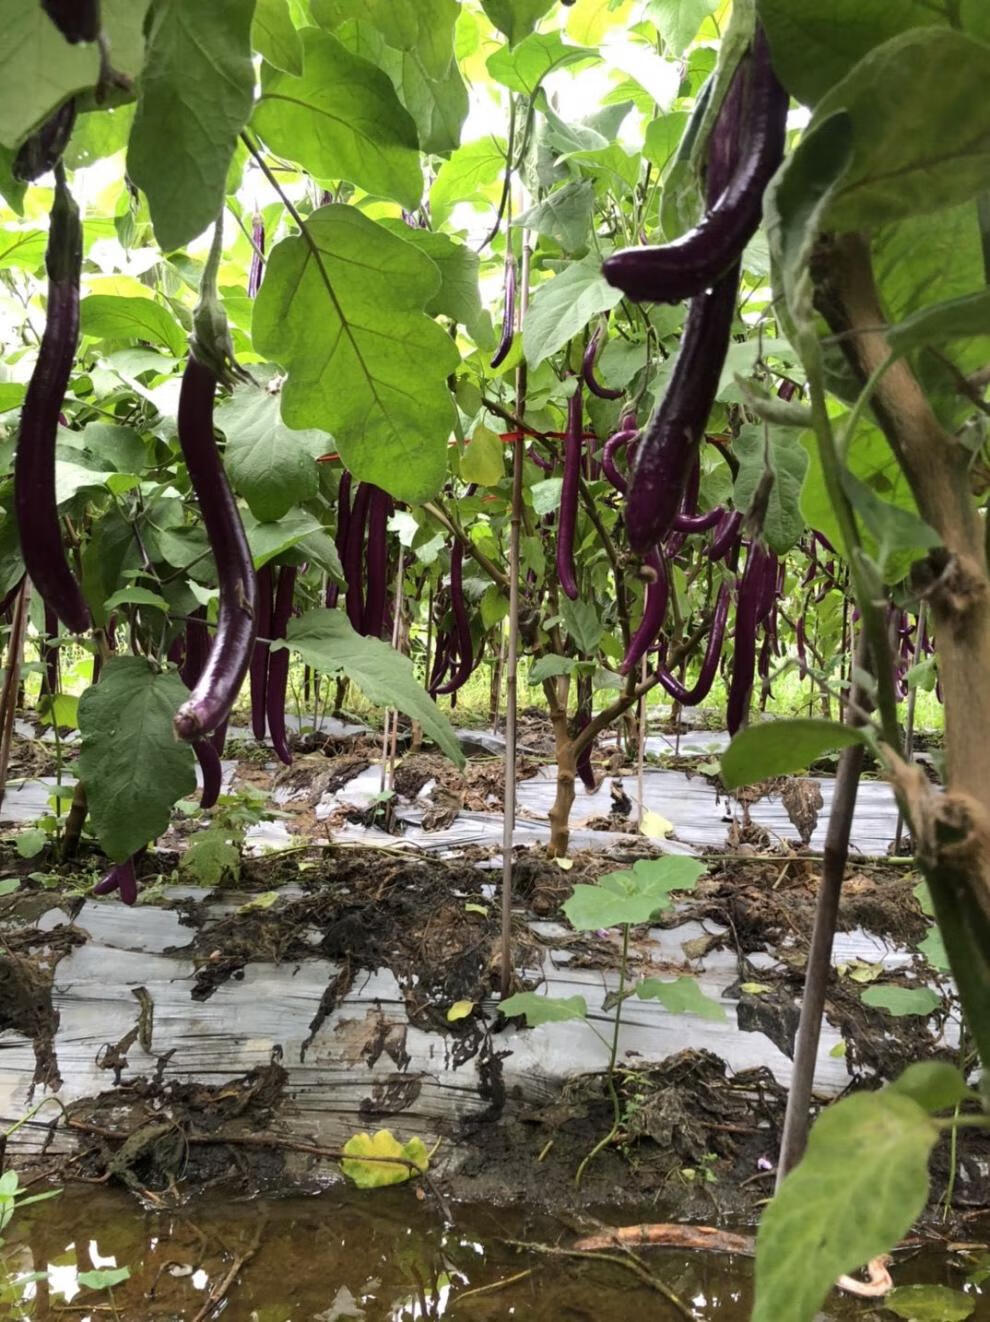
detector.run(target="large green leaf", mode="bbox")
[813,30,990,231]
[758,0,948,107]
[732,425,808,555]
[860,985,942,1018]
[886,290,990,359]
[753,1091,938,1322]
[636,976,727,1021]
[721,719,868,790]
[514,181,595,253]
[885,1286,974,1321]
[887,1062,971,1114]
[646,0,719,56]
[499,992,589,1025]
[253,0,303,75]
[80,295,186,357]
[78,657,196,862]
[312,0,459,80]
[523,255,624,368]
[242,510,328,568]
[216,385,326,523]
[0,0,148,150]
[379,43,468,156]
[377,222,485,336]
[253,29,422,209]
[430,136,507,229]
[127,0,256,252]
[481,0,556,47]
[487,32,598,97]
[252,205,457,505]
[286,609,465,767]
[563,857,705,931]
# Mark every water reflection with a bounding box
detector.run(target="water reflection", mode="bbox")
[5,1185,987,1321]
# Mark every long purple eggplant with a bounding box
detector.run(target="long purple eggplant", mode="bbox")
[180,609,210,689]
[436,543,473,695]
[250,564,274,739]
[621,550,670,675]
[266,564,297,766]
[93,856,138,906]
[727,541,770,734]
[490,255,516,369]
[557,387,584,601]
[672,506,724,534]
[248,214,265,299]
[428,633,452,697]
[708,509,743,562]
[583,326,622,400]
[194,739,222,809]
[173,356,258,741]
[14,166,89,635]
[656,582,730,704]
[575,715,596,790]
[602,33,787,304]
[362,487,389,639]
[42,0,100,42]
[602,427,638,494]
[344,481,371,633]
[13,101,77,183]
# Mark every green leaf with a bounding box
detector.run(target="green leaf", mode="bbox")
[15,829,47,860]
[379,44,468,157]
[378,222,485,334]
[80,295,185,357]
[813,30,990,231]
[77,657,197,862]
[560,597,604,656]
[886,289,990,359]
[646,0,718,56]
[499,992,588,1025]
[77,1267,131,1292]
[241,510,326,568]
[313,0,459,81]
[127,0,256,252]
[104,587,170,613]
[253,29,422,210]
[481,0,556,46]
[487,32,598,97]
[181,830,241,886]
[217,386,325,523]
[286,610,465,768]
[563,857,705,931]
[514,181,595,253]
[860,985,942,1018]
[0,877,20,896]
[38,693,78,729]
[430,136,507,230]
[918,925,950,973]
[527,654,577,685]
[752,1091,939,1322]
[732,425,809,555]
[721,719,868,791]
[887,1062,971,1114]
[636,975,727,1021]
[524,255,624,368]
[885,1285,974,1321]
[0,383,26,415]
[460,425,504,486]
[252,205,457,505]
[840,469,941,570]
[253,0,303,75]
[643,110,690,174]
[0,0,148,150]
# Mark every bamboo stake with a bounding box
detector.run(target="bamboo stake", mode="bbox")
[0,578,31,816]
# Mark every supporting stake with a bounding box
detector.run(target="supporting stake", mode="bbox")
[894,600,926,854]
[775,632,870,1185]
[0,578,31,817]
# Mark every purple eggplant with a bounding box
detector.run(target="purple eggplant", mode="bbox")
[672,506,724,534]
[172,356,259,741]
[727,541,771,734]
[42,0,100,43]
[620,550,670,675]
[13,100,77,183]
[490,254,516,369]
[266,564,297,766]
[656,582,730,705]
[602,427,638,494]
[344,481,371,633]
[557,387,584,601]
[194,739,222,809]
[93,856,138,906]
[583,326,622,400]
[248,214,265,299]
[250,565,274,740]
[14,166,90,634]
[362,487,389,639]
[436,544,473,695]
[602,32,787,304]
[575,715,596,790]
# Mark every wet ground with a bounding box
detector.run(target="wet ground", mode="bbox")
[6,1184,987,1321]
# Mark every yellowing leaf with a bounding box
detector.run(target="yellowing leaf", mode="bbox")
[640,809,674,840]
[446,1000,474,1022]
[239,890,281,912]
[554,856,574,871]
[340,1130,429,1189]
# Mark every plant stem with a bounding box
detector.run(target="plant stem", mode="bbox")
[0,578,31,818]
[575,923,629,1186]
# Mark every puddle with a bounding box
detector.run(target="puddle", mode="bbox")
[6,1185,985,1320]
